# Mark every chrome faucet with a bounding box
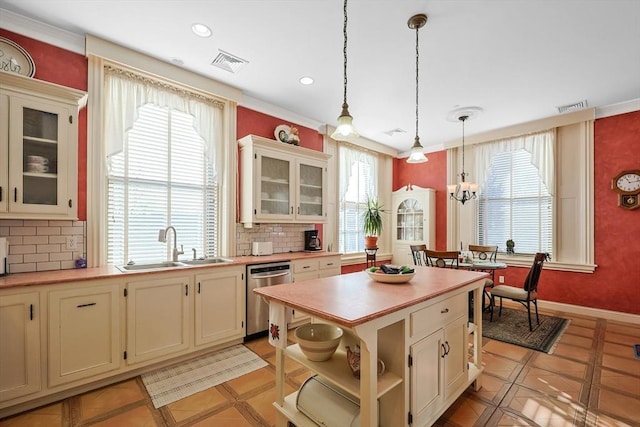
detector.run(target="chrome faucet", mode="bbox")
[158,226,183,262]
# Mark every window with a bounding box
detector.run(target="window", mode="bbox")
[105,67,222,265]
[338,145,378,253]
[476,131,554,256]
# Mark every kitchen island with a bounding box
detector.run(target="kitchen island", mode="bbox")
[254,266,488,427]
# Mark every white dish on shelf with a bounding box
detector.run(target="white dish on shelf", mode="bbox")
[366,270,415,284]
[275,124,291,143]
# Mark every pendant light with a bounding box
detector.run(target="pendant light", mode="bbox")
[331,0,359,142]
[406,14,428,164]
[447,115,478,203]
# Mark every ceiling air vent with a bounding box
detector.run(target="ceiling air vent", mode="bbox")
[211,50,248,74]
[556,99,588,114]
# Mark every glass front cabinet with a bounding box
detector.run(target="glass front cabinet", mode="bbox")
[0,72,87,219]
[391,185,435,266]
[238,135,329,227]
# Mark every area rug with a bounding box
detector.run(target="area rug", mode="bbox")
[482,307,570,354]
[141,344,268,408]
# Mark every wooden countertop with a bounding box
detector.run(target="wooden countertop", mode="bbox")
[0,251,340,290]
[254,266,488,328]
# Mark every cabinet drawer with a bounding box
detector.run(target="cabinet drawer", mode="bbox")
[410,292,467,339]
[294,260,319,273]
[319,257,340,270]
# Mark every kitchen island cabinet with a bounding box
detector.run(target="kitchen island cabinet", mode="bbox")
[255,266,487,427]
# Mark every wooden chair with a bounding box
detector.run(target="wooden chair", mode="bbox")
[425,250,459,269]
[468,244,499,312]
[490,252,549,331]
[410,244,427,266]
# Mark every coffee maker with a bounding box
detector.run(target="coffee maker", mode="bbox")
[304,230,322,251]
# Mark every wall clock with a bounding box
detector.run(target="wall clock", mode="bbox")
[611,169,640,210]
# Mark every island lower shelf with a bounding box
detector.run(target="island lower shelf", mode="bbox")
[286,343,403,399]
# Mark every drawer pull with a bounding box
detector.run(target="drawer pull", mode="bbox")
[303,265,310,269]
[326,263,334,266]
[440,308,449,314]
[77,302,96,308]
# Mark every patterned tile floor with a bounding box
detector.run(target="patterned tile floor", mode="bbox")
[1,306,638,427]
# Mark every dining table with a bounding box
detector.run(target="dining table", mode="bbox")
[457,260,507,312]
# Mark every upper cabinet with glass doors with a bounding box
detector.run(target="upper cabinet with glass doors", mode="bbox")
[391,185,435,266]
[238,135,330,227]
[0,72,87,219]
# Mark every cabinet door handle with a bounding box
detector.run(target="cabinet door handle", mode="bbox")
[198,282,201,294]
[444,341,450,356]
[0,186,2,202]
[185,284,189,296]
[290,206,293,214]
[68,199,73,208]
[76,302,96,308]
[297,206,300,214]
[440,308,449,314]
[441,343,446,358]
[30,304,34,321]
[14,188,17,203]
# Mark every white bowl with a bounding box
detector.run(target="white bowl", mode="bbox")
[366,270,415,284]
[295,323,343,361]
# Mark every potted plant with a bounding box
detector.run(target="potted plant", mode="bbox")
[506,239,515,254]
[362,197,385,249]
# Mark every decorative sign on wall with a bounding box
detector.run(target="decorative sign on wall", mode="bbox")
[0,36,36,77]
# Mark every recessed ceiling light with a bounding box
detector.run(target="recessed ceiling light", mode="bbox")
[299,76,314,85]
[192,23,212,37]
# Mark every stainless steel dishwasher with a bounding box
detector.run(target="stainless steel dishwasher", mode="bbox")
[246,261,292,338]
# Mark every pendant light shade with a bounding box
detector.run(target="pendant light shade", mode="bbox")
[331,0,359,142]
[406,14,428,164]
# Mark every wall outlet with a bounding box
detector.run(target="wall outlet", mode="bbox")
[66,236,78,251]
[499,275,505,284]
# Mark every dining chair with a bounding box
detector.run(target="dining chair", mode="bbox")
[468,244,499,312]
[410,244,428,266]
[425,250,459,269]
[490,252,549,331]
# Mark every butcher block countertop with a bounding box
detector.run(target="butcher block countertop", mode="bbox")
[0,251,339,290]
[254,266,488,328]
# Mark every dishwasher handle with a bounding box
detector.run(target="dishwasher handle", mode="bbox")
[252,270,290,280]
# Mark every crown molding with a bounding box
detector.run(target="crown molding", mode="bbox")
[240,95,324,133]
[0,8,85,54]
[595,98,640,119]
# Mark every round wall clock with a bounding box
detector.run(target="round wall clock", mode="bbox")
[612,169,640,194]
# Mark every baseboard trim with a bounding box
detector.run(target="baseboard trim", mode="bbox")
[538,299,639,324]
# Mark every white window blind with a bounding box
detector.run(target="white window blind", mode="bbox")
[477,148,552,255]
[338,145,378,253]
[107,103,218,265]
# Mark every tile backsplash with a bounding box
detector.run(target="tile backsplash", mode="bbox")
[0,219,86,273]
[236,223,315,256]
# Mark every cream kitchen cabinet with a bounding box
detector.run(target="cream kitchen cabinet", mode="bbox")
[125,275,191,365]
[195,266,245,346]
[238,135,330,227]
[289,255,341,324]
[391,185,435,266]
[0,72,87,219]
[0,291,41,402]
[48,283,121,387]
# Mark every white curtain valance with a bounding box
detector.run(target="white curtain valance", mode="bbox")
[338,143,378,202]
[104,66,224,169]
[473,129,556,196]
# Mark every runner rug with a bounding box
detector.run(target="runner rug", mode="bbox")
[482,307,570,354]
[141,344,268,408]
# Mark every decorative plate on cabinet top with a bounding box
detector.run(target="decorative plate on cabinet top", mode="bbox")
[0,36,36,77]
[274,124,291,143]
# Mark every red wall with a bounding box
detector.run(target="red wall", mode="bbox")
[1,29,88,220]
[394,112,640,315]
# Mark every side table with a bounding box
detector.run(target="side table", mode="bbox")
[365,247,378,268]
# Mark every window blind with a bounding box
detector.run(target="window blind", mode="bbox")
[477,148,552,255]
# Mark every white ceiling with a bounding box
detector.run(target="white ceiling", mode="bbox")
[2,0,639,155]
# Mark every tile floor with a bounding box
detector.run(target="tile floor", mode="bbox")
[1,306,638,427]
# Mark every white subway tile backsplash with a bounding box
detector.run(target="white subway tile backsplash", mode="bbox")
[236,223,315,256]
[0,219,86,274]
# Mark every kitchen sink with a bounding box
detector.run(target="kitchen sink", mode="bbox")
[116,261,185,272]
[180,257,234,265]
[116,258,234,272]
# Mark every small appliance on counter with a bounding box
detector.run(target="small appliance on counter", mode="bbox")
[252,241,273,256]
[304,230,322,251]
[0,237,8,276]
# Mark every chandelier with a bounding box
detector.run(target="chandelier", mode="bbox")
[330,0,359,142]
[447,115,478,204]
[406,14,428,164]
